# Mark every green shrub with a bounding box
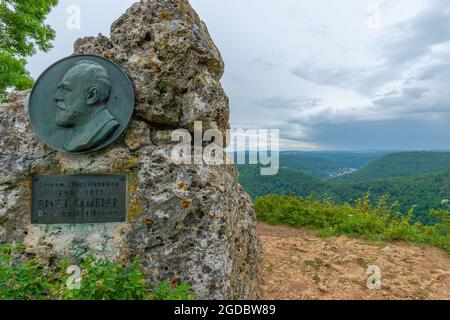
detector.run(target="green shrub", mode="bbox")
[57,256,149,300]
[0,243,55,300]
[148,282,195,300]
[0,244,195,300]
[254,194,450,253]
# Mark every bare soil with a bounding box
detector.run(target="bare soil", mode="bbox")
[258,222,450,300]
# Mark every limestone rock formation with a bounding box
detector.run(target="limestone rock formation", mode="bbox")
[74,0,229,136]
[0,0,261,299]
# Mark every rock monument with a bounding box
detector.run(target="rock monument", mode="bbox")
[0,0,261,299]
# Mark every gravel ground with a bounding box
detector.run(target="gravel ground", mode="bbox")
[258,222,450,300]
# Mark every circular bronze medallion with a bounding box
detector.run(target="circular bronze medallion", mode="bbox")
[28,54,135,154]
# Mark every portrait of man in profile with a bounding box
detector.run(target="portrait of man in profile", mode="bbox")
[53,60,120,153]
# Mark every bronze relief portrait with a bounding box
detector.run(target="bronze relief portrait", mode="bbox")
[28,55,134,154]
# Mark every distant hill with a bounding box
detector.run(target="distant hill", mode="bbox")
[336,152,450,181]
[280,151,389,178]
[232,151,388,179]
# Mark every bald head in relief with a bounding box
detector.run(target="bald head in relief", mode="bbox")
[54,60,119,153]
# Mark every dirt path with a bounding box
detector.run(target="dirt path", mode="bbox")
[258,222,450,300]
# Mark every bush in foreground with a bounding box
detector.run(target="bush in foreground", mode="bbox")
[0,244,195,300]
[254,194,449,253]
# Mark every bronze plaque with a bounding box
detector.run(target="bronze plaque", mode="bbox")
[28,54,135,154]
[31,174,127,224]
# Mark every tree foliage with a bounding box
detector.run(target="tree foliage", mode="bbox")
[0,0,58,101]
[0,52,33,100]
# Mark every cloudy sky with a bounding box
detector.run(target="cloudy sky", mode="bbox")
[27,0,450,151]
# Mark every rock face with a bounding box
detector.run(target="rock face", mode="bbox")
[0,0,261,300]
[74,0,228,136]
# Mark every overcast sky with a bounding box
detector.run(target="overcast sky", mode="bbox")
[27,0,450,151]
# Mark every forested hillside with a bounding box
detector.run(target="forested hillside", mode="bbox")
[237,151,450,225]
[237,165,330,198]
[336,152,450,181]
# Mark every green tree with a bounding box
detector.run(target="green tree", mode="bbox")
[0,0,58,101]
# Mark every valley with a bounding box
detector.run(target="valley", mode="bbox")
[237,151,450,224]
